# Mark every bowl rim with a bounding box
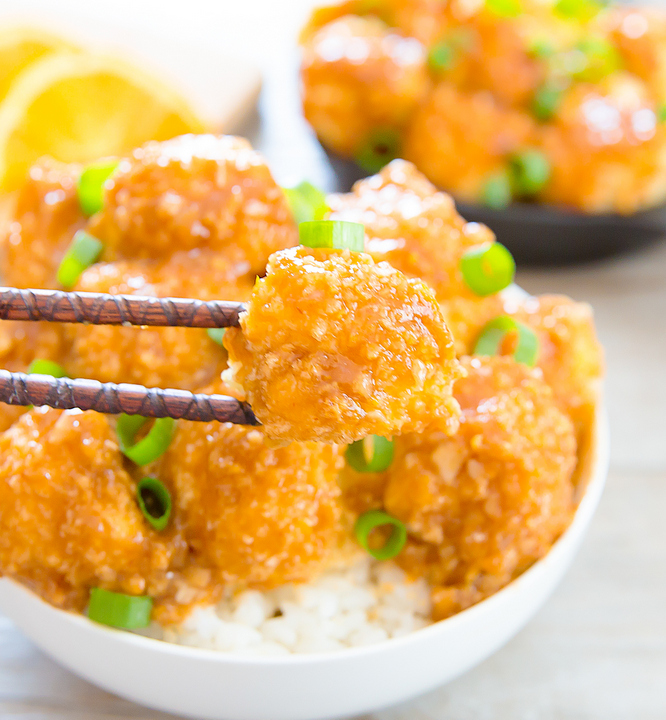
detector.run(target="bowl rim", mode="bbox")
[0,405,609,667]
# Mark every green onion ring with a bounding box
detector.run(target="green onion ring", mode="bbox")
[481,171,512,209]
[345,436,395,473]
[88,587,153,629]
[56,230,104,289]
[354,510,407,561]
[428,41,456,72]
[27,359,67,378]
[207,327,227,346]
[299,220,365,252]
[137,477,172,531]
[485,0,523,18]
[284,180,329,224]
[460,242,515,297]
[573,36,622,82]
[532,83,564,122]
[355,128,401,174]
[117,415,175,466]
[509,150,551,197]
[77,159,119,217]
[474,316,539,367]
[554,0,603,22]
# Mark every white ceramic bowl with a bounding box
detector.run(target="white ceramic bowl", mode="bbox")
[0,411,609,720]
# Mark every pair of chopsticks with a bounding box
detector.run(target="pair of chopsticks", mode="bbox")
[0,287,258,425]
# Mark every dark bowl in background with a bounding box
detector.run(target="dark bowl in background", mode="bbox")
[326,153,666,266]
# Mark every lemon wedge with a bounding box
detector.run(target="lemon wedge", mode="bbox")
[0,27,80,105]
[0,51,206,189]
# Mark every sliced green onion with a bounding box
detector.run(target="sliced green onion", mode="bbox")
[428,41,456,72]
[658,104,666,123]
[481,171,512,209]
[460,243,515,297]
[28,359,67,378]
[56,230,103,289]
[77,159,119,217]
[88,587,153,629]
[284,181,329,224]
[474,316,539,366]
[346,435,395,473]
[532,83,564,121]
[117,415,175,466]
[299,220,365,252]
[573,36,622,82]
[554,0,603,22]
[529,39,556,59]
[137,477,172,531]
[510,150,551,196]
[486,0,523,18]
[355,128,401,174]
[354,510,407,560]
[207,327,226,345]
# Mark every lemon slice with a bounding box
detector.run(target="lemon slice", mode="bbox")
[0,51,206,189]
[0,27,80,104]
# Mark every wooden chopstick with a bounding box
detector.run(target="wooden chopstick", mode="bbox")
[0,287,256,424]
[0,371,259,425]
[0,287,246,328]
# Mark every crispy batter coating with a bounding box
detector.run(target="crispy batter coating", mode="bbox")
[329,160,506,355]
[604,8,666,99]
[160,409,344,589]
[0,320,67,431]
[539,75,666,214]
[64,255,247,390]
[224,246,462,443]
[510,294,603,444]
[384,356,577,619]
[302,15,428,158]
[403,83,536,201]
[301,2,666,213]
[328,159,496,302]
[89,134,297,274]
[0,409,173,610]
[0,158,85,289]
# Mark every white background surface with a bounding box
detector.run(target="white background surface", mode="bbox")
[0,1,664,718]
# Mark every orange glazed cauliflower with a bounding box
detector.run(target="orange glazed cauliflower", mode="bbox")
[0,158,85,289]
[160,410,344,589]
[0,409,173,610]
[64,258,246,391]
[301,15,428,159]
[384,356,577,619]
[89,134,297,274]
[224,245,462,443]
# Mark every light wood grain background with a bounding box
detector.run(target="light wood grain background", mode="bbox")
[0,1,664,718]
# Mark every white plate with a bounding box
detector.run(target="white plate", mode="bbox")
[0,410,609,720]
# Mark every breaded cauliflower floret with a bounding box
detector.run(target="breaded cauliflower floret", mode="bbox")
[384,356,577,619]
[0,320,67,431]
[302,15,428,158]
[510,294,603,444]
[89,134,297,274]
[403,82,536,201]
[224,245,462,443]
[329,160,507,355]
[539,75,666,214]
[0,158,85,289]
[160,405,344,589]
[328,159,497,302]
[65,256,249,390]
[0,409,173,610]
[604,8,666,99]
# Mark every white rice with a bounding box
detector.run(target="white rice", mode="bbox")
[138,558,432,655]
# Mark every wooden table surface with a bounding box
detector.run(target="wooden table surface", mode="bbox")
[0,1,665,718]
